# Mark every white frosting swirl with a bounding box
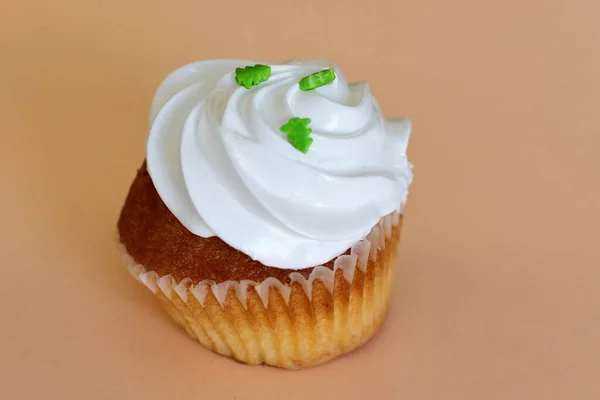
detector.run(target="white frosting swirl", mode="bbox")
[147,59,413,269]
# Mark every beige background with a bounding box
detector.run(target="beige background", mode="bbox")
[1,0,599,399]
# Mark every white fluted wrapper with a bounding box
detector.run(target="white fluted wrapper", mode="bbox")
[117,211,403,369]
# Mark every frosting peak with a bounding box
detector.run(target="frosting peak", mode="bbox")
[146,59,413,269]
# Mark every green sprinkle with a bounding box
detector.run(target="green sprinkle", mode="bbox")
[280,117,313,153]
[298,68,336,91]
[235,64,271,89]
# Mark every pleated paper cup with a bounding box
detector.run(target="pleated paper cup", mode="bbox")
[117,211,403,369]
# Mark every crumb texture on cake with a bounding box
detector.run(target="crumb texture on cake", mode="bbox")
[117,163,344,284]
[119,203,403,368]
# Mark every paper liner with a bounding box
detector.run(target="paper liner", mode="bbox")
[117,211,403,369]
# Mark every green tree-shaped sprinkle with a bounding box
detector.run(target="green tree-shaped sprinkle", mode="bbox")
[280,117,313,153]
[298,68,336,91]
[235,64,272,89]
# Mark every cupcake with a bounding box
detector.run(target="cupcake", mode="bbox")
[117,59,413,369]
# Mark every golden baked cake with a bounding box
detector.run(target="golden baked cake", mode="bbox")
[117,59,413,368]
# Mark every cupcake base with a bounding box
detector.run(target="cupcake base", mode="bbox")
[118,212,403,369]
